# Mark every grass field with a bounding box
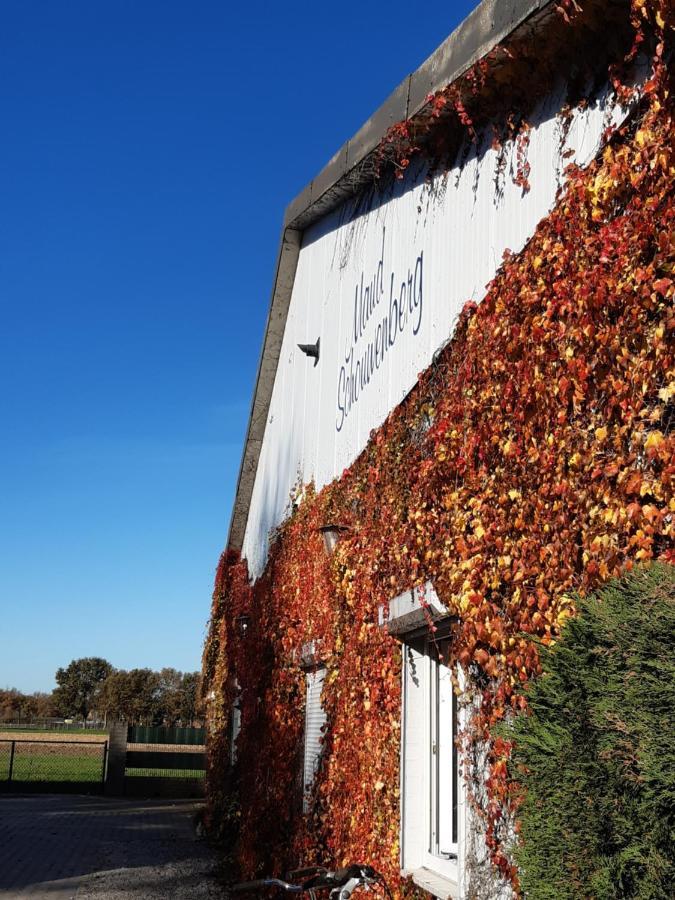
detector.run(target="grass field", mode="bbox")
[1,735,205,784]
[0,746,105,783]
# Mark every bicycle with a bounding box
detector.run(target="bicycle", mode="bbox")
[230,862,394,899]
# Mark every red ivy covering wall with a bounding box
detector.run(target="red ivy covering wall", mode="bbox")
[203,2,672,895]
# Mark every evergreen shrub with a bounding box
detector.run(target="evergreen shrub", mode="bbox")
[506,563,674,899]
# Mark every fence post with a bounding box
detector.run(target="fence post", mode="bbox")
[8,741,15,783]
[104,721,127,796]
[101,740,109,789]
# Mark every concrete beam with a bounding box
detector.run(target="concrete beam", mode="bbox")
[285,0,550,231]
[378,582,449,636]
[407,0,545,113]
[347,78,410,168]
[227,226,302,552]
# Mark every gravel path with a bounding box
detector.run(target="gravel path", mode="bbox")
[0,794,224,899]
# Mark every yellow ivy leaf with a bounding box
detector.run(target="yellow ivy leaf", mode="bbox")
[645,430,665,450]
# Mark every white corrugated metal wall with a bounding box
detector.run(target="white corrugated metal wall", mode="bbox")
[242,83,628,578]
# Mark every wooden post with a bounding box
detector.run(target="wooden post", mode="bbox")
[8,741,15,783]
[104,720,127,796]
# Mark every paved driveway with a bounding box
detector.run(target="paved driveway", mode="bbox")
[0,794,224,899]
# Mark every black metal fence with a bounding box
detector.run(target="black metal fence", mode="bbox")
[0,738,108,794]
[124,726,205,798]
[127,725,205,745]
[125,749,205,778]
[0,718,105,731]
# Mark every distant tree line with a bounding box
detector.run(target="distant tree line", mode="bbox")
[0,687,56,722]
[2,657,202,727]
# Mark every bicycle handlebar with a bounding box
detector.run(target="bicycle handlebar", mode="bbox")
[231,862,386,895]
[305,864,380,888]
[230,877,305,893]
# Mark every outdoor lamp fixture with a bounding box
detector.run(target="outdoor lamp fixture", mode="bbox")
[298,337,320,366]
[236,614,251,637]
[318,523,350,556]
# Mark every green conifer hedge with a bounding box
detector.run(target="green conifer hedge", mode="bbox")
[505,563,674,899]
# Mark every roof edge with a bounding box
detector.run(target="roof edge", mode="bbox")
[226,226,302,552]
[227,0,557,555]
[283,0,550,232]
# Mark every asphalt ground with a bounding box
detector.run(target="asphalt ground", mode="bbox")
[0,794,224,899]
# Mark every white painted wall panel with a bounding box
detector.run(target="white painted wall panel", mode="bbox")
[242,83,628,578]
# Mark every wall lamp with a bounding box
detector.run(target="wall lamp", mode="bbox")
[298,337,320,366]
[236,615,251,637]
[318,523,350,556]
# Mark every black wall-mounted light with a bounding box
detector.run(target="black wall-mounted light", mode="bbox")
[298,337,320,366]
[318,523,349,555]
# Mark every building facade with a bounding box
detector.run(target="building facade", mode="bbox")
[203,1,671,897]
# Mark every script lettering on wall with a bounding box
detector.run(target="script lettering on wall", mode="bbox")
[336,227,424,432]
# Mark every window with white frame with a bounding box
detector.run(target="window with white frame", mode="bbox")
[401,631,463,893]
[302,666,327,811]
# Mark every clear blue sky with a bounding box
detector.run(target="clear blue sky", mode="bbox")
[0,0,476,694]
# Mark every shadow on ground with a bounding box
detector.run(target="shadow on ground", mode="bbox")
[0,794,224,898]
